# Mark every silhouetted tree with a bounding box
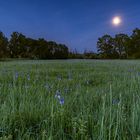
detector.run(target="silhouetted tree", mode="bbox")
[97,35,118,58]
[8,32,69,59]
[129,28,140,58]
[9,32,26,58]
[114,34,130,58]
[0,31,9,58]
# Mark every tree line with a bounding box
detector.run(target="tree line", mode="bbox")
[0,28,140,59]
[68,27,140,59]
[97,28,140,59]
[0,32,69,59]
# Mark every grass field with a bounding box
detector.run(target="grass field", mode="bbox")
[0,60,140,140]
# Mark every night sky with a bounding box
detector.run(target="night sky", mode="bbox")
[0,0,140,52]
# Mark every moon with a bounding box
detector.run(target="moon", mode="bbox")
[112,16,121,26]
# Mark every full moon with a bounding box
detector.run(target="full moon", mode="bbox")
[112,16,121,26]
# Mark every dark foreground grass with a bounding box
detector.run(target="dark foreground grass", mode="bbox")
[0,60,140,140]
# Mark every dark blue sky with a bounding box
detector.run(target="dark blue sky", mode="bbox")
[0,0,140,52]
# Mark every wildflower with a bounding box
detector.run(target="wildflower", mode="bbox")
[137,72,140,76]
[27,74,30,81]
[59,98,64,105]
[86,80,93,85]
[15,72,18,79]
[112,99,120,105]
[45,83,49,88]
[86,80,89,85]
[57,75,62,81]
[45,83,51,91]
[128,69,134,72]
[55,90,61,99]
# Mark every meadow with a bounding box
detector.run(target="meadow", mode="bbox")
[0,60,140,140]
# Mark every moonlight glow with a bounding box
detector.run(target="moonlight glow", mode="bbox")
[112,16,121,26]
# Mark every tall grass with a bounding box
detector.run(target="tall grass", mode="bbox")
[0,60,140,139]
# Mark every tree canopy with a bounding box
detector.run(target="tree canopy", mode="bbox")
[97,28,140,59]
[0,31,69,59]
